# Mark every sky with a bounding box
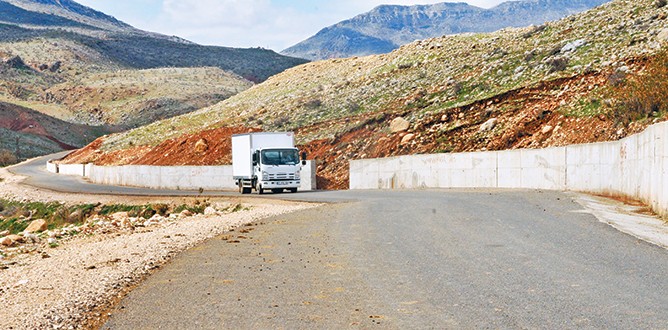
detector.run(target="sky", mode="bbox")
[75,0,506,51]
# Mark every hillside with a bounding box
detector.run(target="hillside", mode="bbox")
[282,0,609,60]
[0,101,112,160]
[0,0,306,164]
[50,67,252,127]
[63,0,668,190]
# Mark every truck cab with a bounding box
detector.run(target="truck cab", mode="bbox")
[252,147,304,194]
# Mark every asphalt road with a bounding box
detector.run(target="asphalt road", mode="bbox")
[102,190,668,329]
[8,153,668,328]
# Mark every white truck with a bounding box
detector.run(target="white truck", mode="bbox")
[232,132,306,194]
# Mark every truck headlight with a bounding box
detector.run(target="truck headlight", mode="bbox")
[295,171,300,180]
[262,171,268,180]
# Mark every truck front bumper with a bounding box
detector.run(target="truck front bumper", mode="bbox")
[261,180,300,189]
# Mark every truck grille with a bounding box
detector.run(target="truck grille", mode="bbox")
[268,173,295,180]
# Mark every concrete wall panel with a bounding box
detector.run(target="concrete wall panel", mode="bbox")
[519,147,566,190]
[469,151,497,188]
[46,161,58,174]
[497,149,522,188]
[58,164,85,176]
[350,121,668,218]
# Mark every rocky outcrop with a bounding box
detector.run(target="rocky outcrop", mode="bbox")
[0,236,12,246]
[479,118,499,132]
[390,117,410,133]
[195,138,209,153]
[1,55,29,70]
[401,133,415,145]
[25,219,48,233]
[659,29,668,42]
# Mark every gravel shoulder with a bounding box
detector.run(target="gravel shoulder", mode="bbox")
[0,165,320,329]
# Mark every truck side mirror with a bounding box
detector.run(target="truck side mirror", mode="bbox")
[252,152,258,166]
[301,152,307,166]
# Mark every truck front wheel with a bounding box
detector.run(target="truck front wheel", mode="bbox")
[257,184,264,195]
[289,188,297,193]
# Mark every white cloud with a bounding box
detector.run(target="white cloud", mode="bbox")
[161,0,271,27]
[72,0,508,51]
[145,0,317,50]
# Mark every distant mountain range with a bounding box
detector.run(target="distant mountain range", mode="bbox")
[0,0,307,81]
[282,0,611,60]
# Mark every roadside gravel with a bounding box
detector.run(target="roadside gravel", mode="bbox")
[0,166,320,329]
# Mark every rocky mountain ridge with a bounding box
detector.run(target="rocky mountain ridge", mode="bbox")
[2,0,131,32]
[0,0,307,81]
[282,0,610,60]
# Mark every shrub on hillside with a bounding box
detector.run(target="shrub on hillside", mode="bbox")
[0,149,17,167]
[612,48,668,123]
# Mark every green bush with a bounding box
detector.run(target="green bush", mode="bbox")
[0,199,74,234]
[174,203,206,214]
[99,204,145,217]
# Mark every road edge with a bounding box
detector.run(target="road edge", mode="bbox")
[571,192,668,249]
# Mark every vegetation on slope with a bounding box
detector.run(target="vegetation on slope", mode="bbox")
[64,0,668,189]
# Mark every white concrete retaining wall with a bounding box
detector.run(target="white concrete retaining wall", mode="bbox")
[46,160,58,174]
[46,160,317,191]
[350,121,668,217]
[57,164,86,177]
[87,165,237,190]
[301,160,317,191]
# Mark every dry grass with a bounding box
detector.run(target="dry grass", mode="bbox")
[0,149,17,167]
[613,48,668,123]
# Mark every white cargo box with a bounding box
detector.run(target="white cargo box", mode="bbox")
[232,132,296,178]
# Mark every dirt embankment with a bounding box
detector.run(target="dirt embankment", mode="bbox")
[61,66,660,190]
[62,126,259,166]
[300,68,657,189]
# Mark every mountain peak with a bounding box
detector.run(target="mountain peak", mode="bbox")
[282,0,611,60]
[1,0,131,31]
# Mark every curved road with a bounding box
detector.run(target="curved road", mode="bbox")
[8,152,238,197]
[9,154,668,328]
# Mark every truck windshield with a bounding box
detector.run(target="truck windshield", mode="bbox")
[261,149,299,166]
